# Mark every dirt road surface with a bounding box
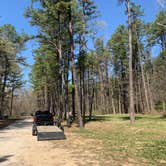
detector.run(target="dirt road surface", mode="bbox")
[0,119,102,166]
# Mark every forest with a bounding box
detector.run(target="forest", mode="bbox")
[0,0,166,128]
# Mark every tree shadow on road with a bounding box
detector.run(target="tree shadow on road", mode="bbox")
[0,120,32,131]
[0,155,13,163]
[5,121,32,130]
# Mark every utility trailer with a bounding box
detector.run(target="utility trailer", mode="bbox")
[36,125,65,141]
[32,111,65,141]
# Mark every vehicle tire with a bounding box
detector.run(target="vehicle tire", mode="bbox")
[32,128,37,136]
[32,131,36,136]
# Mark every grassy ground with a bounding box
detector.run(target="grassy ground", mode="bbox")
[74,114,166,165]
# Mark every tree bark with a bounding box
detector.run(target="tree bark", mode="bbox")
[10,87,14,116]
[0,56,8,115]
[139,51,150,112]
[68,6,83,128]
[163,101,166,113]
[126,0,135,123]
[145,71,155,112]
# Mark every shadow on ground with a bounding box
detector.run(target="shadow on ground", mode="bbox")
[0,120,32,131]
[0,155,13,163]
[0,119,24,129]
[84,114,166,124]
[5,121,32,130]
[84,116,113,124]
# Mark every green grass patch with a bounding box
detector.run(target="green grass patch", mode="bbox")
[75,114,166,165]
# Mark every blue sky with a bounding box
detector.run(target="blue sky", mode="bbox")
[0,0,163,86]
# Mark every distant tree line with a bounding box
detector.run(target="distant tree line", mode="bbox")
[0,24,27,117]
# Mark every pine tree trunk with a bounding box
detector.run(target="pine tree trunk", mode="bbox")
[98,66,104,108]
[0,57,8,115]
[89,80,95,120]
[146,72,155,112]
[72,72,76,119]
[111,89,116,114]
[138,79,145,113]
[162,101,165,112]
[10,87,14,116]
[118,87,122,114]
[139,51,150,112]
[126,0,135,123]
[82,67,86,124]
[68,6,83,128]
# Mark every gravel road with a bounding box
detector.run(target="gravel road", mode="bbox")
[0,119,100,166]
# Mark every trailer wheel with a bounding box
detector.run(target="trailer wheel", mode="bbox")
[32,131,36,136]
[32,123,37,136]
[32,128,37,136]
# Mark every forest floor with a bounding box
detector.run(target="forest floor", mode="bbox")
[0,115,166,166]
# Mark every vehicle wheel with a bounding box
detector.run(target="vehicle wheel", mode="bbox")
[32,128,37,136]
[32,131,36,136]
[32,123,37,136]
